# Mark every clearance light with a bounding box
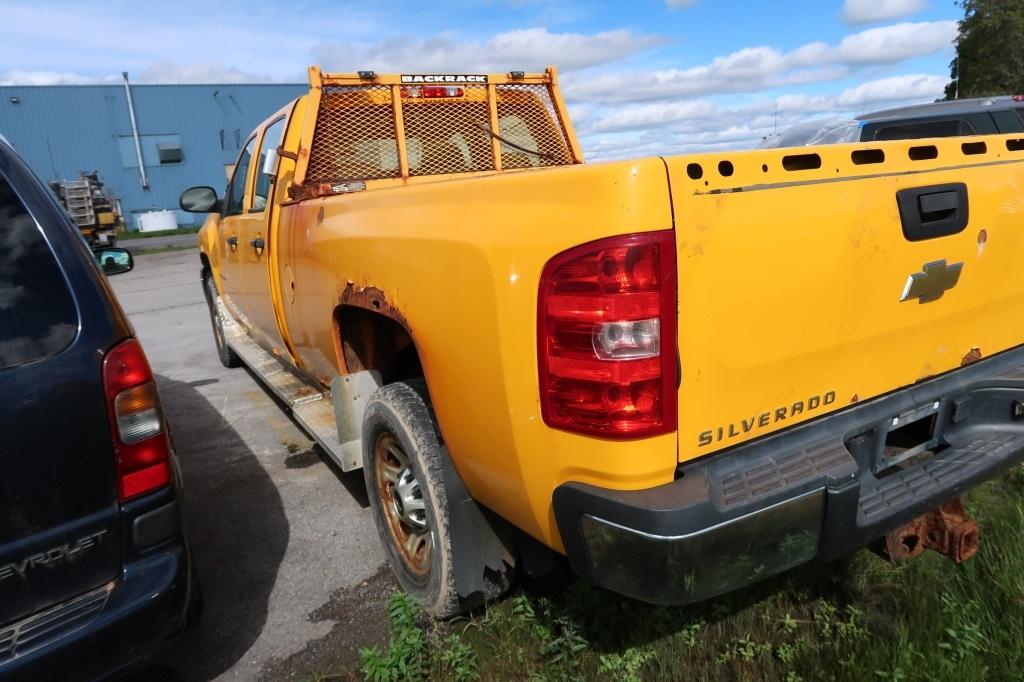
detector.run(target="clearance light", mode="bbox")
[401,85,464,99]
[538,231,677,438]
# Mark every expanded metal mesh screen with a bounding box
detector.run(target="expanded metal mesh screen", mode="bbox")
[495,84,573,169]
[305,85,401,184]
[402,86,494,177]
[304,81,575,185]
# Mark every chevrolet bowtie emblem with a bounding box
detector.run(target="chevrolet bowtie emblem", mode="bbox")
[900,259,963,303]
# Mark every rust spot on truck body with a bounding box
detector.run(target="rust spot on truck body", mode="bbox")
[339,284,410,332]
[335,284,418,381]
[961,347,982,366]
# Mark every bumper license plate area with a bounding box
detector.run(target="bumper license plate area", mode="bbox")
[877,402,948,474]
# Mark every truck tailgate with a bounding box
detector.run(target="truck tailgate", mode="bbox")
[667,135,1024,461]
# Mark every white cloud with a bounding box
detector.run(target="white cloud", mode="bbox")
[576,73,949,160]
[832,21,955,65]
[564,21,955,103]
[833,73,946,107]
[842,0,928,25]
[311,28,663,74]
[0,63,283,86]
[0,70,116,86]
[137,61,277,84]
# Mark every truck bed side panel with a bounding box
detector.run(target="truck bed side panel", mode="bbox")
[275,159,676,548]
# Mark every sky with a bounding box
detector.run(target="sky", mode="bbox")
[0,0,962,160]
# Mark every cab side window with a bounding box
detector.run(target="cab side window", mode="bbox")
[225,137,256,216]
[251,118,287,213]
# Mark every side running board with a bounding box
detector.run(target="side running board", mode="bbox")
[216,297,368,471]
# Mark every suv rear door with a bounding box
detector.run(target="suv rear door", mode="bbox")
[0,168,121,628]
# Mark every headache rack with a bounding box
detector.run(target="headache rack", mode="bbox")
[290,67,583,199]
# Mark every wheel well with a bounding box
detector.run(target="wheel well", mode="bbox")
[335,305,424,385]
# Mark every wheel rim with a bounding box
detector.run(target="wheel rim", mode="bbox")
[375,433,433,575]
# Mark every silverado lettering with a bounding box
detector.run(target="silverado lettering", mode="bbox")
[186,65,1024,616]
[697,391,837,447]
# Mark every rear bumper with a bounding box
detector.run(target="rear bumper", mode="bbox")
[553,346,1024,605]
[0,497,192,681]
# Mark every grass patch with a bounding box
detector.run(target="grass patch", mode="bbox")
[349,468,1024,681]
[119,226,200,240]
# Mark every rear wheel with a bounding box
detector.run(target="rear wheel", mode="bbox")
[204,274,241,368]
[362,379,462,617]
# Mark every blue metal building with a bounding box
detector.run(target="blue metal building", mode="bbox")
[0,81,306,227]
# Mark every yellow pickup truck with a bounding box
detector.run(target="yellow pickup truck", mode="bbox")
[181,66,1024,617]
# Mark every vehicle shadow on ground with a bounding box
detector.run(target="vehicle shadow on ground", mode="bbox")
[519,551,868,653]
[135,375,290,681]
[241,364,371,510]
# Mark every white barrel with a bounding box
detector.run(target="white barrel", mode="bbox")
[137,210,177,232]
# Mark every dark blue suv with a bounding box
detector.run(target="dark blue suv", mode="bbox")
[0,136,196,680]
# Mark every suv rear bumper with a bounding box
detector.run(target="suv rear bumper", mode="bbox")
[553,346,1024,605]
[0,497,192,681]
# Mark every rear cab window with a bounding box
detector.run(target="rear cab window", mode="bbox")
[301,75,576,188]
[0,174,78,369]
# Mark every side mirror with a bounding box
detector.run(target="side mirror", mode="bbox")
[261,146,280,178]
[179,186,220,213]
[95,247,134,276]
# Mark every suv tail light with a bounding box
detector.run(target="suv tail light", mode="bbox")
[103,338,172,501]
[538,230,677,438]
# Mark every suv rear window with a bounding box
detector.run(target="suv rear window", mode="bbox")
[0,175,78,369]
[873,119,975,141]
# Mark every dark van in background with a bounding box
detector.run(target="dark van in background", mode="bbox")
[0,135,195,681]
[764,95,1024,148]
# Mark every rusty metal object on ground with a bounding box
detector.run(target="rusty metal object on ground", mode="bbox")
[883,498,979,563]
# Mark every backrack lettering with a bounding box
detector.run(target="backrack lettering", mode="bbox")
[400,74,488,84]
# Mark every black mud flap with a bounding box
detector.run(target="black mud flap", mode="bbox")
[439,446,515,604]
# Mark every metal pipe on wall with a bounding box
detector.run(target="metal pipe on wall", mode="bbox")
[121,71,148,189]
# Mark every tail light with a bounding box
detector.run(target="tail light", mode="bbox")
[103,338,172,501]
[538,230,677,438]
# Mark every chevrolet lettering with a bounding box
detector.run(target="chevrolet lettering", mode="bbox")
[0,530,108,582]
[183,65,1024,616]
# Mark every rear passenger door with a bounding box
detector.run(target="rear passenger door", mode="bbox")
[218,136,256,320]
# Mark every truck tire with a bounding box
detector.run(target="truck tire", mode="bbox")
[204,274,242,369]
[362,379,463,618]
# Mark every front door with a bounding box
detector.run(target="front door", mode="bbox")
[237,115,289,352]
[217,135,256,321]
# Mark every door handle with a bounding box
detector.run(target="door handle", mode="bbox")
[250,238,265,249]
[896,183,968,241]
[226,235,238,251]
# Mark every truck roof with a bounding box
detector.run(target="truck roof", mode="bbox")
[858,96,1022,123]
